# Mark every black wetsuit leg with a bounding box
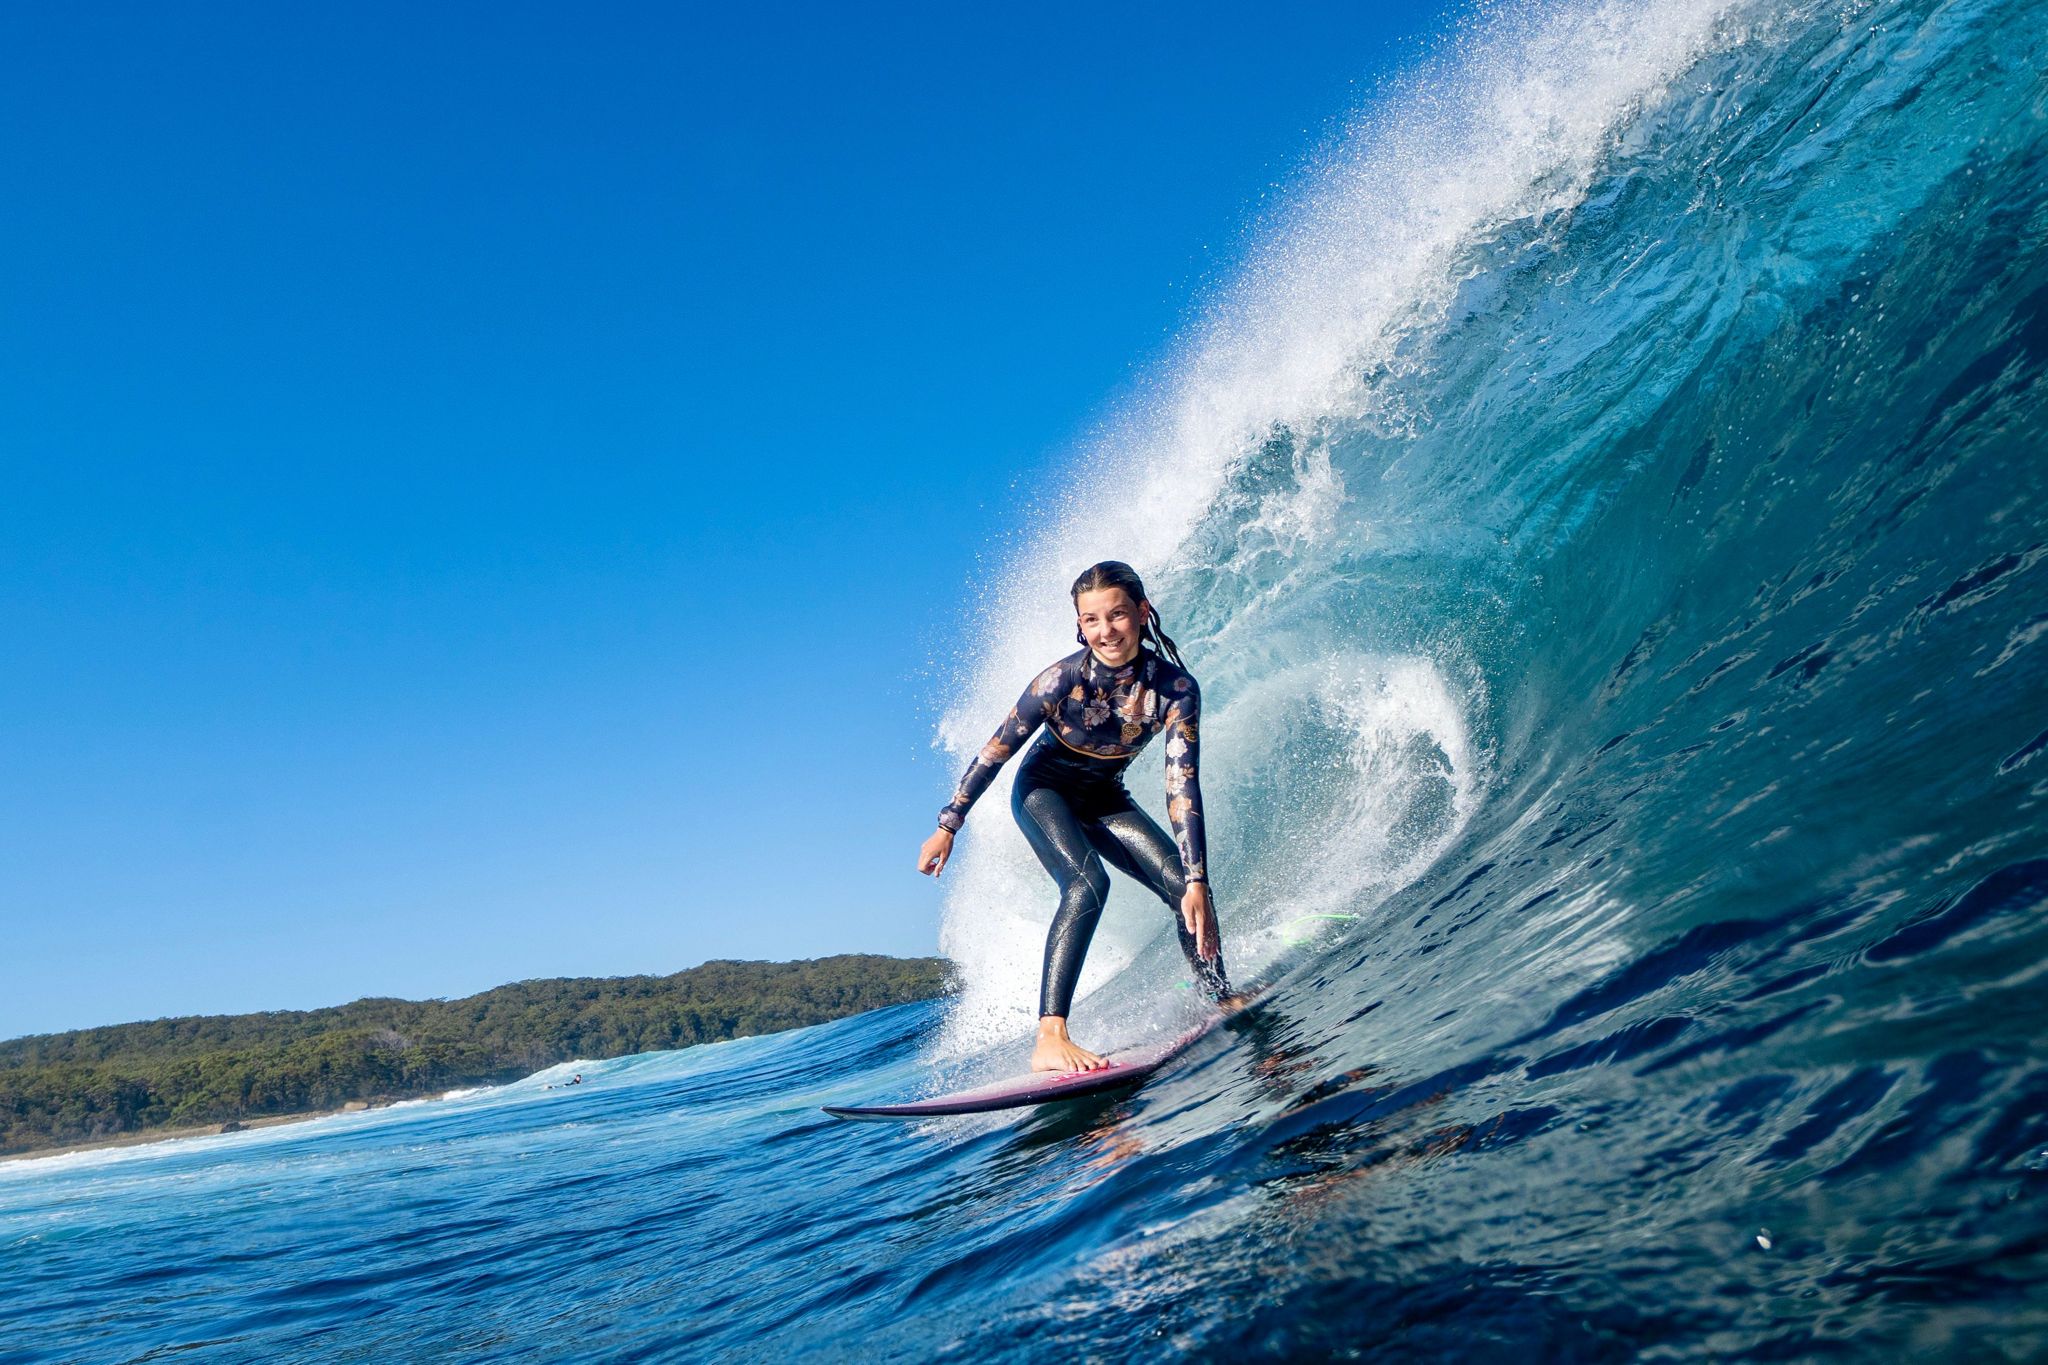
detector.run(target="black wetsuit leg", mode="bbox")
[1086,807,1230,1003]
[1011,737,1230,1017]
[1012,780,1110,1018]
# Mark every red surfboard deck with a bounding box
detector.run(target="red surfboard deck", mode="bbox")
[823,1014,1223,1121]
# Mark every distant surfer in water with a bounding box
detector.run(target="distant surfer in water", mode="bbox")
[917,561,1229,1072]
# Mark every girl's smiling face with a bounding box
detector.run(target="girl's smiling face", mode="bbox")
[1076,587,1147,667]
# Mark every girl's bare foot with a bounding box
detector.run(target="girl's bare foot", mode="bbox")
[1032,1016,1108,1073]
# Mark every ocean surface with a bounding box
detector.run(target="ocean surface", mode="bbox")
[7,0,2047,1358]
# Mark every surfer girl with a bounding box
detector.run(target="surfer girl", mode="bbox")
[917,561,1229,1073]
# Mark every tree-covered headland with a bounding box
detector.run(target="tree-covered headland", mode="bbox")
[0,955,951,1156]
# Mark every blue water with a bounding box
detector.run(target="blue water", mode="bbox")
[8,0,2048,1357]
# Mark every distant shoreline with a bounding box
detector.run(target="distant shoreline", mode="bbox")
[0,1093,448,1166]
[0,954,953,1161]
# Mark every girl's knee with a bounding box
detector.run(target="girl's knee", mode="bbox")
[1060,874,1105,923]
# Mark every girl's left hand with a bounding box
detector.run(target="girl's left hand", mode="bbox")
[1181,883,1219,962]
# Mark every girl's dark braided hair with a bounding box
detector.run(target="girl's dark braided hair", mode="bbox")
[1070,560,1187,669]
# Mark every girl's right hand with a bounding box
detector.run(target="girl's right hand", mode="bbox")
[918,828,955,877]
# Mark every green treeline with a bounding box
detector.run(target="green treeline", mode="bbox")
[0,955,951,1156]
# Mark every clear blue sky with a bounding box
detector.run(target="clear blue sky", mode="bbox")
[1,1,1452,1038]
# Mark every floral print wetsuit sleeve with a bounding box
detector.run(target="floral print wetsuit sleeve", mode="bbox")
[936,661,1067,833]
[1162,680,1207,884]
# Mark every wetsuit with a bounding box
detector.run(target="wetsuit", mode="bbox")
[940,647,1230,1017]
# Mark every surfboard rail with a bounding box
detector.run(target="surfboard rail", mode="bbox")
[822,1012,1227,1121]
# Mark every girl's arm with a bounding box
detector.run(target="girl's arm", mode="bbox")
[1162,680,1206,885]
[936,660,1065,833]
[1164,680,1218,960]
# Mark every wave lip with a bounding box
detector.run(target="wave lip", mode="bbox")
[934,0,1761,1053]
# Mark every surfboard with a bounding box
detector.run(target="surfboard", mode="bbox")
[822,1013,1225,1121]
